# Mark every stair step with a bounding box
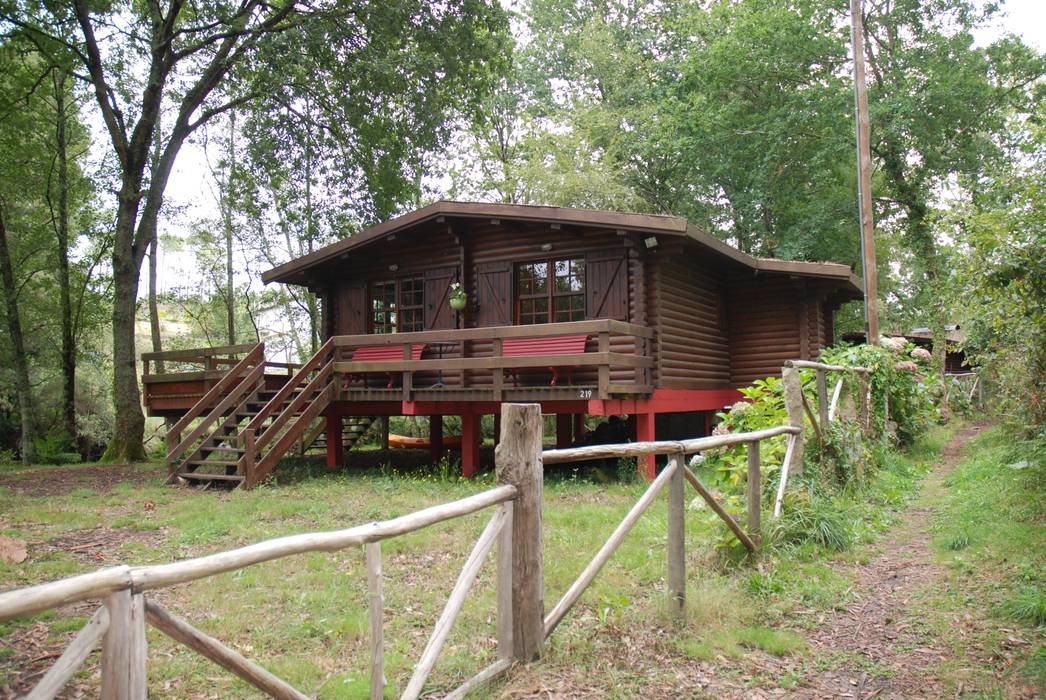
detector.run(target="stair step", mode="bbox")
[178,472,244,482]
[205,445,245,453]
[190,459,241,467]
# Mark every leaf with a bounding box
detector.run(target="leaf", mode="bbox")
[0,536,27,564]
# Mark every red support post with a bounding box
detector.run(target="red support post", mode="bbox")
[325,414,344,469]
[429,415,444,463]
[461,413,481,477]
[555,413,572,449]
[635,412,656,480]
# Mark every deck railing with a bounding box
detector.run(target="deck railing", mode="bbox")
[331,319,655,400]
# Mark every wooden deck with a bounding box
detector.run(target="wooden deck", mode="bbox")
[144,321,657,488]
[143,321,655,419]
[142,343,300,417]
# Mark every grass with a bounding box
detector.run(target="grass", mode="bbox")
[916,425,1046,695]
[0,424,965,697]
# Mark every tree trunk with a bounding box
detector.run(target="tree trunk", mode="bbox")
[223,112,236,346]
[0,208,38,464]
[105,247,148,463]
[53,71,77,446]
[148,237,164,372]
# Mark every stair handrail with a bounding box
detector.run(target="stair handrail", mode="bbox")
[166,361,267,465]
[254,360,335,453]
[242,338,335,437]
[165,344,265,450]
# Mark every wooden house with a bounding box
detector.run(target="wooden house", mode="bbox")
[145,201,861,487]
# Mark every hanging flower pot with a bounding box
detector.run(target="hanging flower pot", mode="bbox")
[449,282,467,311]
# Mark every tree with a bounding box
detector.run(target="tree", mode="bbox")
[859,0,1044,369]
[0,42,100,462]
[2,0,510,461]
[953,106,1046,433]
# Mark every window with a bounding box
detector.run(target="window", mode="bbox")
[515,258,585,325]
[370,276,424,333]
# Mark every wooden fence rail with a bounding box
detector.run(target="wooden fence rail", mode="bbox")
[0,482,526,700]
[533,408,800,642]
[777,359,874,517]
[7,404,813,700]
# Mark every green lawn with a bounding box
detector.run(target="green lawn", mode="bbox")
[1,423,1008,698]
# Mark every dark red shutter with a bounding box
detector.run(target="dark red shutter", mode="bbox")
[424,267,458,330]
[476,261,512,327]
[585,251,629,321]
[338,282,367,335]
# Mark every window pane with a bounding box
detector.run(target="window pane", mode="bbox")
[372,280,397,333]
[570,259,585,292]
[519,297,549,325]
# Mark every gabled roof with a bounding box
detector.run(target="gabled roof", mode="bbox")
[262,200,862,293]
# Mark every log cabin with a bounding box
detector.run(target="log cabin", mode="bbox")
[145,201,861,487]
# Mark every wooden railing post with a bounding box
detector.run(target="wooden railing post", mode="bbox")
[100,589,146,700]
[496,500,514,661]
[365,542,384,700]
[597,331,610,399]
[666,452,685,619]
[492,337,504,401]
[816,369,829,429]
[494,403,544,661]
[746,441,761,546]
[401,343,412,401]
[242,427,256,485]
[781,366,805,476]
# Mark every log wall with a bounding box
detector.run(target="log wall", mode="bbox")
[647,245,731,389]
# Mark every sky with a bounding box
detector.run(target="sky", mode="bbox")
[151,0,1046,301]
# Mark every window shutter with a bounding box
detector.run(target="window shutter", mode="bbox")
[585,251,629,321]
[476,261,512,327]
[424,266,458,330]
[338,281,367,335]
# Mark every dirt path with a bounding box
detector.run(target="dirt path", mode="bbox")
[790,423,988,699]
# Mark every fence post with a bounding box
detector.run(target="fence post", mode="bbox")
[666,453,686,619]
[746,442,762,546]
[816,369,829,429]
[100,588,147,700]
[365,542,384,700]
[495,403,544,661]
[781,366,805,475]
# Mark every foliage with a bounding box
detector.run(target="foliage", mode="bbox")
[820,342,940,447]
[952,103,1046,437]
[701,377,789,489]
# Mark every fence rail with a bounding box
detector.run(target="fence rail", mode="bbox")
[7,383,870,699]
[0,483,522,700]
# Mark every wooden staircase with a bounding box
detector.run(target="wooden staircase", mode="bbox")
[165,340,338,488]
[303,416,379,454]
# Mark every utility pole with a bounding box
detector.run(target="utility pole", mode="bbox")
[851,0,880,342]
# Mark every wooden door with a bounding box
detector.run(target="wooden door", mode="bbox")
[424,266,458,330]
[475,261,512,328]
[338,282,367,335]
[586,250,629,321]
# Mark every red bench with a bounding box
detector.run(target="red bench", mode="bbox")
[348,343,427,388]
[502,334,589,386]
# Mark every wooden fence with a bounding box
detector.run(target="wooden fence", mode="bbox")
[777,359,873,517]
[0,485,521,700]
[0,404,804,699]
